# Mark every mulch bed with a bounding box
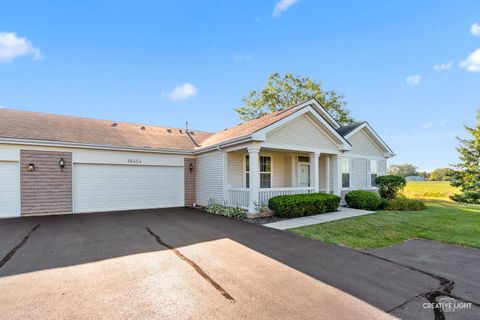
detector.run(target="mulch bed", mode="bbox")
[244,216,287,225]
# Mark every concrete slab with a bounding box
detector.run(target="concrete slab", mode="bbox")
[0,208,440,318]
[263,207,375,230]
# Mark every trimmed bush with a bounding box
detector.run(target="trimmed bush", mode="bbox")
[345,190,381,210]
[381,196,426,211]
[268,193,340,218]
[375,175,407,199]
[204,199,246,219]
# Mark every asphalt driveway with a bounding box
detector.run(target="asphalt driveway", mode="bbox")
[0,208,470,319]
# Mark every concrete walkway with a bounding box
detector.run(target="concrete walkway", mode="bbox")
[263,207,375,230]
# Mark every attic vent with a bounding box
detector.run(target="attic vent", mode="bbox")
[111,122,118,127]
[140,126,146,130]
[167,129,172,133]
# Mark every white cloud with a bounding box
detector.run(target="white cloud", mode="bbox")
[433,61,452,71]
[164,83,197,101]
[0,32,43,63]
[406,74,421,86]
[459,49,480,72]
[421,120,447,129]
[272,0,299,17]
[471,23,480,36]
[234,54,253,61]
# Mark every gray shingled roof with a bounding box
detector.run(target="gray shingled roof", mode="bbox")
[336,122,365,137]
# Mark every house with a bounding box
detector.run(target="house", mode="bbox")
[0,99,394,219]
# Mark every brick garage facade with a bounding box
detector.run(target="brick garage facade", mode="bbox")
[184,158,196,207]
[20,150,73,216]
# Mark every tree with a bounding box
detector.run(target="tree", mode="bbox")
[387,164,418,178]
[235,72,353,124]
[429,168,455,181]
[450,111,480,203]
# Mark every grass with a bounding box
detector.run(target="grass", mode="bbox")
[401,181,459,200]
[290,200,480,249]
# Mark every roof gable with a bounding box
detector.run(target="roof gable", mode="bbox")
[345,122,395,157]
[198,99,350,151]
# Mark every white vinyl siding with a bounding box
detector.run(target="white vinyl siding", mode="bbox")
[266,114,338,150]
[196,150,224,206]
[379,159,387,176]
[227,153,243,188]
[353,158,367,189]
[330,155,337,193]
[0,161,20,218]
[73,164,184,213]
[348,128,384,157]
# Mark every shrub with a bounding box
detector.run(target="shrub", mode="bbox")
[204,199,246,219]
[381,196,426,211]
[268,193,340,218]
[450,191,480,204]
[375,175,407,199]
[345,190,381,210]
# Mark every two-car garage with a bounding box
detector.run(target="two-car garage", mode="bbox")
[73,164,184,213]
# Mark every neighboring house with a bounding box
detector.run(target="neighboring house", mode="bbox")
[0,99,394,218]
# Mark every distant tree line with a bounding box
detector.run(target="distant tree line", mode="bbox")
[387,164,454,181]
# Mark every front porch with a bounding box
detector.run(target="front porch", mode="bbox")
[224,145,336,215]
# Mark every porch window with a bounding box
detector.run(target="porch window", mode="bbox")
[341,158,350,188]
[370,160,378,187]
[260,156,271,188]
[245,155,272,188]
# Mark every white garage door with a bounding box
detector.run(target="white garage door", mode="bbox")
[0,162,20,218]
[74,164,184,213]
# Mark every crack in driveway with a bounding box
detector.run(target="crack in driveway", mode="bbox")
[145,227,235,302]
[361,250,479,320]
[0,224,40,269]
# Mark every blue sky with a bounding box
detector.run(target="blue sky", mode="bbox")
[1,0,479,171]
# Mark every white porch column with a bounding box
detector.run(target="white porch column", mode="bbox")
[310,152,320,193]
[248,146,260,214]
[325,155,330,193]
[336,156,342,196]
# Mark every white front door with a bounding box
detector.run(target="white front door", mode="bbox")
[73,164,184,213]
[298,164,310,187]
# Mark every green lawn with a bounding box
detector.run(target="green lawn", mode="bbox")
[290,200,480,249]
[401,181,459,200]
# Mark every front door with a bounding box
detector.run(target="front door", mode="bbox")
[298,164,310,187]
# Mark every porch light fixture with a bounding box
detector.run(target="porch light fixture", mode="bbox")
[27,163,35,172]
[59,158,65,171]
[189,163,193,173]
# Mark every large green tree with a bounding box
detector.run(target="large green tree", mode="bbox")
[450,111,480,203]
[235,72,353,124]
[429,168,455,181]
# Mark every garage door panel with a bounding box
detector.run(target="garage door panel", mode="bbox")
[0,162,20,218]
[74,164,184,213]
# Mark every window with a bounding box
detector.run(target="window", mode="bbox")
[260,156,271,188]
[370,160,378,187]
[245,155,272,188]
[341,158,350,188]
